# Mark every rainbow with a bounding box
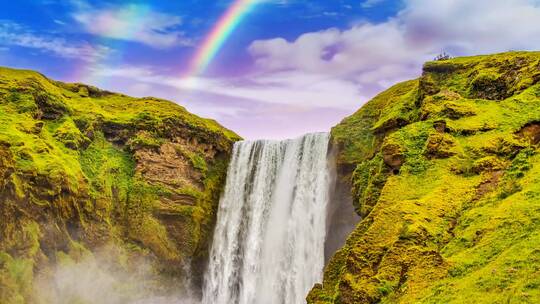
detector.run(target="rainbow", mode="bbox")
[74,1,257,88]
[185,0,258,77]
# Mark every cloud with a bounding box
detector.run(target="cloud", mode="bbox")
[85,65,363,110]
[361,0,386,8]
[66,0,540,139]
[73,64,356,139]
[72,2,192,48]
[0,21,109,61]
[248,0,540,97]
[400,0,540,52]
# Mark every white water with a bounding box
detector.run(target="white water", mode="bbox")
[202,133,332,304]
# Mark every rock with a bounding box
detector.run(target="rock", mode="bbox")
[373,116,411,134]
[469,73,510,100]
[382,141,405,170]
[31,121,44,134]
[433,120,447,133]
[424,133,457,159]
[0,142,14,188]
[134,141,204,189]
[516,122,540,145]
[473,171,504,200]
[472,156,508,174]
[33,91,70,120]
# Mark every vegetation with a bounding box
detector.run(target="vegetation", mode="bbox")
[0,66,240,302]
[309,51,540,303]
[3,51,540,303]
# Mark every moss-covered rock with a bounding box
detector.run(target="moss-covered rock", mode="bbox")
[381,138,406,170]
[423,132,459,159]
[310,51,540,303]
[0,66,241,302]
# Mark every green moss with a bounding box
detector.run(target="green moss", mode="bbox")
[420,154,540,303]
[52,118,90,150]
[79,131,135,220]
[424,132,460,159]
[0,252,33,304]
[352,154,389,216]
[377,280,397,297]
[127,131,165,151]
[189,153,208,173]
[331,79,419,165]
[421,93,477,120]
[176,186,204,199]
[196,156,228,239]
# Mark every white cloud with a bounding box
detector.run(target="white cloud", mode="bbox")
[85,65,363,110]
[249,0,540,98]
[0,21,109,61]
[65,0,540,139]
[75,64,358,139]
[361,0,385,8]
[400,0,540,52]
[72,2,192,48]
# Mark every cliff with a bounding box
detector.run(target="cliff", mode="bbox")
[0,67,240,303]
[308,51,540,303]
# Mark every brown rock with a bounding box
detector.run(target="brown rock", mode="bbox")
[424,133,457,159]
[433,120,447,133]
[134,141,203,190]
[382,142,405,170]
[516,122,540,145]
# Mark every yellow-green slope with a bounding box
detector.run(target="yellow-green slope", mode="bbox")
[309,51,540,303]
[0,66,240,303]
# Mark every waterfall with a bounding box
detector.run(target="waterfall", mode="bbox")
[202,133,332,304]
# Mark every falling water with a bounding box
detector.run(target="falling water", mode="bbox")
[202,133,332,304]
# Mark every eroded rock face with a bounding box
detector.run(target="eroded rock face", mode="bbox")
[382,142,405,170]
[324,144,361,262]
[517,122,540,145]
[423,133,457,159]
[135,142,203,189]
[469,75,507,100]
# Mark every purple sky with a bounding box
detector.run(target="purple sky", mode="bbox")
[1,0,540,139]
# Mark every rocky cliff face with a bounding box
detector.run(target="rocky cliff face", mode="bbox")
[309,51,540,303]
[0,67,240,303]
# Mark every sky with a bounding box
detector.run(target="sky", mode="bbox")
[1,0,540,139]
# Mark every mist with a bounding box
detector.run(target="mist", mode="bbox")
[32,246,199,304]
